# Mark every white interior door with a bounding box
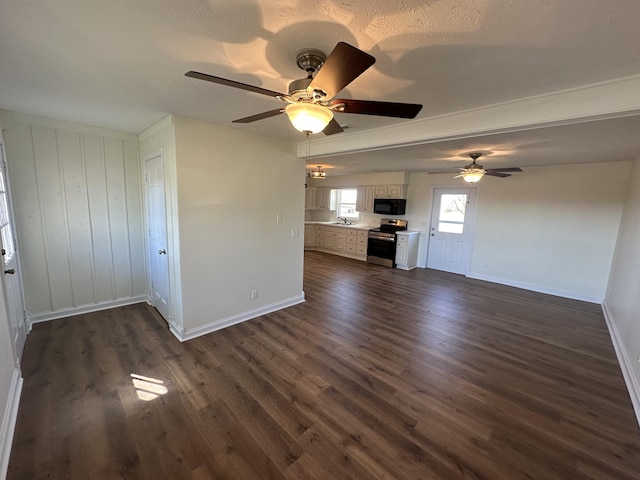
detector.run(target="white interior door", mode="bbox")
[427,187,477,275]
[0,140,27,358]
[145,153,170,322]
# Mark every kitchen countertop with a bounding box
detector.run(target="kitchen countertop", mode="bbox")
[305,221,373,230]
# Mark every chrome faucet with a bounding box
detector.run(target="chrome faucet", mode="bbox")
[338,216,348,224]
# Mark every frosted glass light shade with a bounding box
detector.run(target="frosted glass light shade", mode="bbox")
[462,169,485,183]
[285,103,333,134]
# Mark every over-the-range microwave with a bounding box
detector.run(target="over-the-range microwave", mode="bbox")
[373,198,406,215]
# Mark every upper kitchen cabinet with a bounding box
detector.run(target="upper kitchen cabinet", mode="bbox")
[305,187,333,210]
[374,184,407,199]
[356,186,375,213]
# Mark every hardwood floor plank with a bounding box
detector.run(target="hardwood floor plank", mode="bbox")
[7,251,640,479]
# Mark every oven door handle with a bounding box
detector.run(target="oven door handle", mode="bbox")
[368,236,395,242]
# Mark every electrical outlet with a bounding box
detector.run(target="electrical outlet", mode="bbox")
[291,228,299,238]
[251,289,258,300]
[276,213,283,223]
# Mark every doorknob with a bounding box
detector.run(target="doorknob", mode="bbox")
[158,249,166,255]
[4,268,15,274]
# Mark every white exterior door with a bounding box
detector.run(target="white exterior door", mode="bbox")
[427,187,477,275]
[0,139,27,358]
[145,152,170,322]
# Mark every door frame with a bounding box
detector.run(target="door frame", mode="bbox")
[426,186,479,275]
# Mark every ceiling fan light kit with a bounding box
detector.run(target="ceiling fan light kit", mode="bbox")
[455,152,523,182]
[285,103,334,134]
[185,42,422,137]
[461,168,485,183]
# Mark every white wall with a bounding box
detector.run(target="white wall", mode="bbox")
[603,157,640,423]
[172,116,305,338]
[467,162,630,302]
[0,111,146,322]
[408,162,631,302]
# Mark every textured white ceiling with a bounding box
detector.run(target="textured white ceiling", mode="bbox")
[1,0,639,174]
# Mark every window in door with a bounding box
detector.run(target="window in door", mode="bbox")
[0,168,15,262]
[335,188,359,220]
[437,194,467,234]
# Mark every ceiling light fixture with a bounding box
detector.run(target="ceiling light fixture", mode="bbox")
[458,152,486,183]
[285,103,333,135]
[461,168,485,183]
[310,166,326,178]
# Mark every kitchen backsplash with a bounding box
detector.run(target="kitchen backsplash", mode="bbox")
[305,209,381,226]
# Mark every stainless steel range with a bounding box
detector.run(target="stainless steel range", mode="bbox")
[367,218,408,268]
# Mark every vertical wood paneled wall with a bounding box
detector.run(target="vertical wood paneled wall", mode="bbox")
[3,118,146,322]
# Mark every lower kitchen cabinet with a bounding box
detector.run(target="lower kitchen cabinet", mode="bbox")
[306,224,419,269]
[304,225,315,247]
[305,224,368,261]
[395,231,419,270]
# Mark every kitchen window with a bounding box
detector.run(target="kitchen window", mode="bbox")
[334,188,359,220]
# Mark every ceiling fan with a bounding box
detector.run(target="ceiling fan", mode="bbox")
[455,153,523,183]
[185,42,422,136]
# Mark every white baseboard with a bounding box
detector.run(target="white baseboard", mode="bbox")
[176,293,306,342]
[601,303,640,428]
[467,272,602,304]
[28,295,148,326]
[0,368,23,480]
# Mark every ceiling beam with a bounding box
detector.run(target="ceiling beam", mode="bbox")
[299,75,640,159]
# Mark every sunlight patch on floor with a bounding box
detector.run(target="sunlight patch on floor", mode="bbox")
[131,373,168,401]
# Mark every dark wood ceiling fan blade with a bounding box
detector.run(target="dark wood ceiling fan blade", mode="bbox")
[484,171,511,178]
[322,118,344,135]
[185,71,286,98]
[232,108,285,124]
[486,167,523,173]
[331,99,422,118]
[308,42,375,99]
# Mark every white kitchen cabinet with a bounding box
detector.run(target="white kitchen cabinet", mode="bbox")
[323,230,336,249]
[315,227,324,247]
[304,225,315,248]
[305,223,369,261]
[357,230,367,255]
[305,187,317,209]
[374,185,389,198]
[322,229,346,252]
[387,184,407,198]
[374,184,407,198]
[305,187,333,210]
[356,186,375,213]
[395,231,419,270]
[357,185,408,208]
[316,188,332,210]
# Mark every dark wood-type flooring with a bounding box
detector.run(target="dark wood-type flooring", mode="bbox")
[8,251,640,479]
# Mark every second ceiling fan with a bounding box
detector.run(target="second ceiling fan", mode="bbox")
[185,42,422,136]
[455,153,523,183]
